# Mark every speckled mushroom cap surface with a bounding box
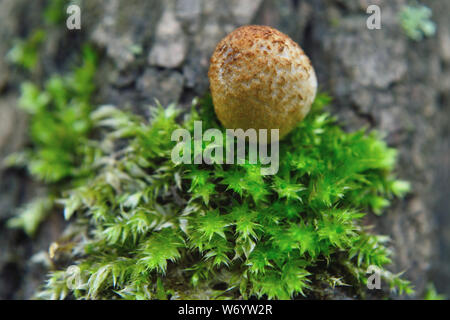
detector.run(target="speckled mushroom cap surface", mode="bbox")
[208,25,317,140]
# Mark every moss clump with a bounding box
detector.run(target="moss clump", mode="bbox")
[6,45,97,184]
[43,0,69,26]
[424,283,446,300]
[5,45,97,238]
[7,29,46,71]
[6,45,413,299]
[399,4,436,41]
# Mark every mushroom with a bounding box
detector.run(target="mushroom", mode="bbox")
[208,25,317,140]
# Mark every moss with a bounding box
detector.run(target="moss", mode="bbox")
[7,55,414,299]
[6,45,97,183]
[5,9,413,297]
[7,197,54,237]
[398,4,436,41]
[424,283,446,300]
[43,0,69,26]
[7,29,46,71]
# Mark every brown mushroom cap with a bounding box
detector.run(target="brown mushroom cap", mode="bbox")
[208,25,317,140]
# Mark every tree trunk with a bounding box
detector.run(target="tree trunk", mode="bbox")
[0,0,449,299]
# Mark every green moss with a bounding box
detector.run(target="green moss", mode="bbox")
[424,283,446,300]
[5,45,97,238]
[7,29,46,71]
[6,43,414,299]
[6,45,97,183]
[7,197,54,237]
[44,0,69,26]
[399,4,436,41]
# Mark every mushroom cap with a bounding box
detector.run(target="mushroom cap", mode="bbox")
[208,25,317,140]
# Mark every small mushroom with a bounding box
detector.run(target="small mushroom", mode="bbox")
[208,25,317,140]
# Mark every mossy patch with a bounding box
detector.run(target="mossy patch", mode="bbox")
[4,8,414,296]
[6,48,413,299]
[399,4,436,41]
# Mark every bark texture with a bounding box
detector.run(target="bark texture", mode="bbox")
[0,0,449,299]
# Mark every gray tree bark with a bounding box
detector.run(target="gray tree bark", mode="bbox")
[0,0,449,299]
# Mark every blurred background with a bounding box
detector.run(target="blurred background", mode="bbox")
[0,0,448,299]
